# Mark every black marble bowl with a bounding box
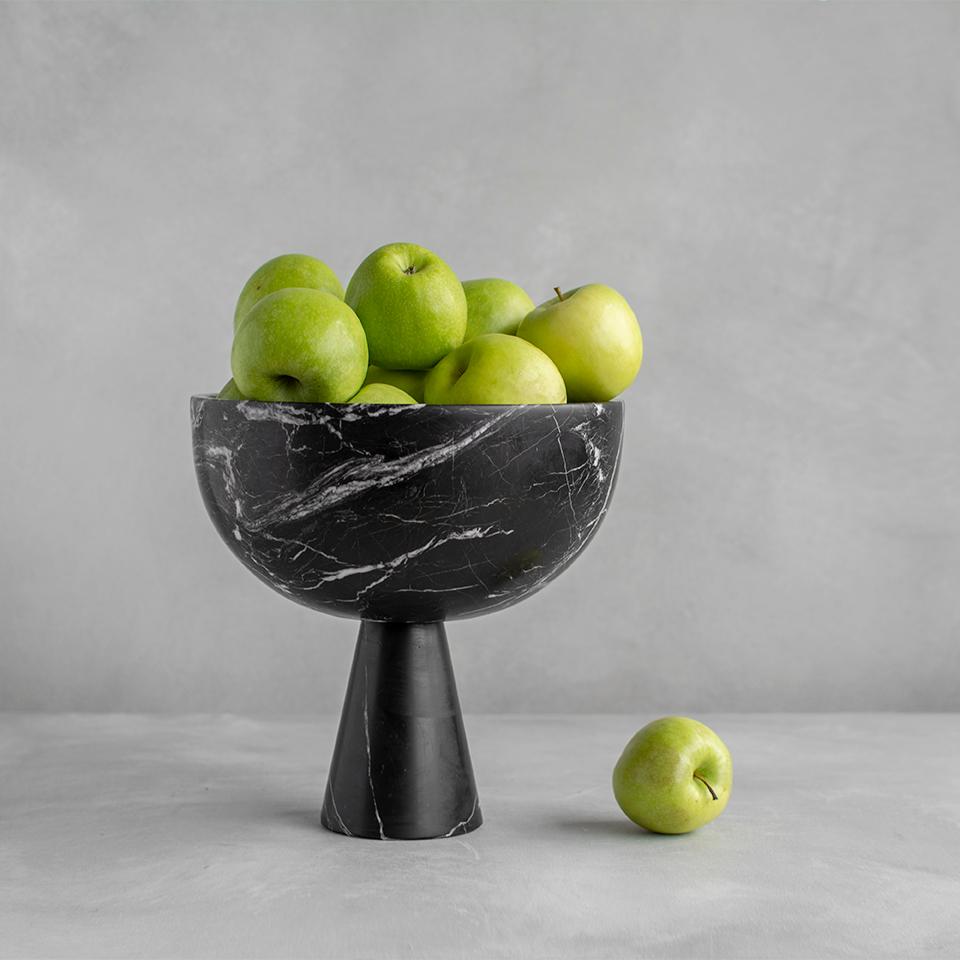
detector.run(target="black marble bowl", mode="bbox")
[192,398,623,622]
[191,397,624,839]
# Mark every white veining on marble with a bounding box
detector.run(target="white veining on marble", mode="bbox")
[299,525,514,596]
[239,411,517,531]
[325,787,353,837]
[552,414,579,531]
[363,663,387,841]
[442,794,480,838]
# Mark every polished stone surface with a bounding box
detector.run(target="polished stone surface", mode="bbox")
[321,622,482,840]
[2,714,959,959]
[191,398,623,623]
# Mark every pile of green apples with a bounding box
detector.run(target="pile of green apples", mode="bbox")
[221,243,643,405]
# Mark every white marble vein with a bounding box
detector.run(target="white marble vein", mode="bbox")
[442,794,480,838]
[363,663,387,841]
[240,411,517,531]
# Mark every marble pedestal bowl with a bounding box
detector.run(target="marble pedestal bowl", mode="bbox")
[191,397,623,840]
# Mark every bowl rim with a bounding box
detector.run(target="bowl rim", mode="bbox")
[191,394,623,411]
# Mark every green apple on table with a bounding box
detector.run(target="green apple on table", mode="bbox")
[231,288,367,403]
[362,366,427,403]
[234,254,344,330]
[462,278,535,340]
[517,284,643,401]
[348,383,417,404]
[425,333,566,405]
[612,716,732,834]
[345,243,467,370]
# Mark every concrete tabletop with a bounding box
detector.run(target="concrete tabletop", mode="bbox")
[2,714,958,959]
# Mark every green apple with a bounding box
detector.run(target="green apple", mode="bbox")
[348,383,417,404]
[217,378,246,400]
[462,278,535,340]
[362,365,427,403]
[612,717,733,835]
[234,254,343,330]
[231,288,367,403]
[517,285,643,401]
[345,242,466,370]
[424,333,566,405]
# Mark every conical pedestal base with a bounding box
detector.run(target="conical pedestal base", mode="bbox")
[320,621,482,840]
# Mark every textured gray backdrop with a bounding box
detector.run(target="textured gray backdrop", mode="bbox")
[2,2,958,712]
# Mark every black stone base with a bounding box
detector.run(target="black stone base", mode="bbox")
[320,621,482,840]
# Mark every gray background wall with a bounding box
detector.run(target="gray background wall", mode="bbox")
[2,1,958,713]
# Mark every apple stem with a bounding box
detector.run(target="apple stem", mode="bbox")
[554,286,564,301]
[694,774,718,801]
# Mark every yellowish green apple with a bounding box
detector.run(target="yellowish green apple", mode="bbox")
[462,278,535,340]
[345,242,466,370]
[218,378,246,400]
[424,333,566,405]
[612,717,733,834]
[517,284,643,401]
[348,383,417,404]
[362,365,427,403]
[234,254,343,330]
[231,288,367,403]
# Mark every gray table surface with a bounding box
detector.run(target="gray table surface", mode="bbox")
[2,714,958,959]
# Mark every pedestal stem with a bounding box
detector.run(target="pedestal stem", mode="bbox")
[321,621,482,840]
